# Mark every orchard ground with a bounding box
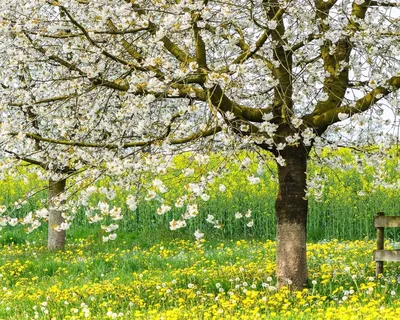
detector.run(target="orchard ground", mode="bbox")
[1,230,400,319]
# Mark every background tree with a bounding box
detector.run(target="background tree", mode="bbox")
[1,0,400,289]
[0,49,78,250]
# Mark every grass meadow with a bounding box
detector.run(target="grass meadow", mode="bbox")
[1,148,400,319]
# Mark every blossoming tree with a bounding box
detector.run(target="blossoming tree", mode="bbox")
[1,0,399,289]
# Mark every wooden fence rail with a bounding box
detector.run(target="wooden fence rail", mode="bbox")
[374,212,400,276]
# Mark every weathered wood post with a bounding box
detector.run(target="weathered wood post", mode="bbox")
[376,212,385,276]
[374,213,400,276]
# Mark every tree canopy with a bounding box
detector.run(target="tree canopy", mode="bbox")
[1,0,400,289]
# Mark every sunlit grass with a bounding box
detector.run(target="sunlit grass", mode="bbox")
[1,235,400,319]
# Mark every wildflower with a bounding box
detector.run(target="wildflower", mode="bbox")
[194,230,204,240]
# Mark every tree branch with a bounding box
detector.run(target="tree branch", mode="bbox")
[311,0,372,117]
[170,126,222,144]
[8,122,223,149]
[3,149,75,174]
[305,76,400,133]
[24,32,130,92]
[232,7,285,65]
[370,1,399,7]
[59,6,152,73]
[193,17,208,69]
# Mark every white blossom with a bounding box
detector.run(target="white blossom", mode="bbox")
[169,219,186,230]
[194,229,204,240]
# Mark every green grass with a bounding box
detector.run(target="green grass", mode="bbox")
[1,234,400,319]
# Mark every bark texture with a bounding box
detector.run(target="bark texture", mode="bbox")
[275,146,309,290]
[48,179,67,251]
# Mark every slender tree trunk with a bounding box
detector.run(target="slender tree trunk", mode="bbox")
[48,179,67,251]
[275,146,309,290]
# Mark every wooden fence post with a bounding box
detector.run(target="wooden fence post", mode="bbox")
[376,212,385,276]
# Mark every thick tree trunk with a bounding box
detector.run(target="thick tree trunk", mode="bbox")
[275,146,309,290]
[48,179,67,251]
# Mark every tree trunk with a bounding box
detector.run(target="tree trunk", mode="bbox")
[48,179,67,251]
[275,146,309,290]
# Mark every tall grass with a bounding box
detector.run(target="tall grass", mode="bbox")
[1,148,399,242]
